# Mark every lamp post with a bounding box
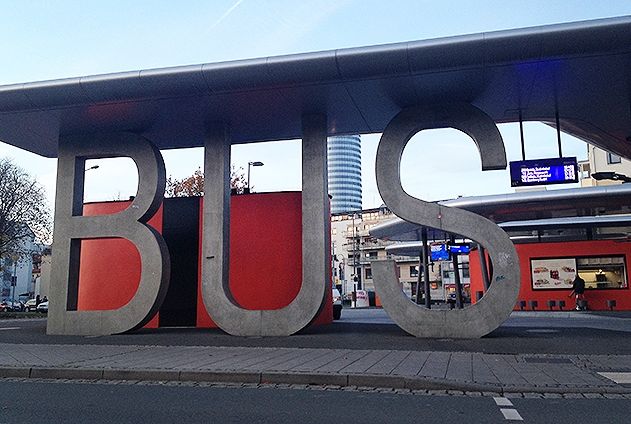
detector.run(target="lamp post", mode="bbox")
[247,161,264,192]
[85,164,99,172]
[11,259,17,307]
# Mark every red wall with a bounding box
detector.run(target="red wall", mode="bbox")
[470,240,631,311]
[197,192,332,327]
[79,192,332,329]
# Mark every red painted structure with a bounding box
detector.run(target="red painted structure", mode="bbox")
[470,240,631,311]
[78,192,332,329]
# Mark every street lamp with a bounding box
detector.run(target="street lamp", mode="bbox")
[591,171,631,183]
[247,161,264,191]
[85,165,100,172]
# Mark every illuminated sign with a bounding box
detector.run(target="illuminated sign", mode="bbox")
[449,243,470,254]
[510,157,578,187]
[430,244,449,261]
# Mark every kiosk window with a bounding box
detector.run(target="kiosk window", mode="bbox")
[531,256,627,290]
[576,256,627,290]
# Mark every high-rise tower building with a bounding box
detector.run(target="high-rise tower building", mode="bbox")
[327,135,362,213]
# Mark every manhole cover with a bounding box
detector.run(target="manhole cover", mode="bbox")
[525,357,572,364]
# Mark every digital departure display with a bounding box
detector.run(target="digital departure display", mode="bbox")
[430,244,450,261]
[509,157,578,187]
[449,244,470,254]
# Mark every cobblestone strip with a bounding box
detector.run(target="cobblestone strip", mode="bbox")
[2,377,631,399]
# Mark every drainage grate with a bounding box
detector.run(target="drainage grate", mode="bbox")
[524,357,573,364]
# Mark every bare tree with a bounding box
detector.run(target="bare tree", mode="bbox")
[165,165,248,197]
[165,168,204,197]
[0,158,52,264]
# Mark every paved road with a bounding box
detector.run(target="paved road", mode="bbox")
[0,379,629,424]
[2,310,631,355]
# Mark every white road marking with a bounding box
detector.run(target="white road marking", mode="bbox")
[500,408,524,421]
[0,327,20,331]
[494,397,513,406]
[598,372,631,384]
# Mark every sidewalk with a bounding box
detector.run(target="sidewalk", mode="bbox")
[1,342,630,395]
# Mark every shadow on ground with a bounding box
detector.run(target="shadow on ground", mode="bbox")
[3,318,631,355]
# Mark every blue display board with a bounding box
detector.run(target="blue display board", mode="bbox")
[449,244,470,254]
[509,157,578,187]
[430,244,450,261]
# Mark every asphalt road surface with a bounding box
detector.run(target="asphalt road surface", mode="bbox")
[1,310,631,355]
[0,379,629,424]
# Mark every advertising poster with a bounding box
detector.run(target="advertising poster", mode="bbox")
[531,258,577,290]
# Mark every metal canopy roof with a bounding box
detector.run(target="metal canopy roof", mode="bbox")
[1,16,631,158]
[380,214,631,255]
[370,184,631,242]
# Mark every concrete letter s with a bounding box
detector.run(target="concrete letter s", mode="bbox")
[373,104,520,338]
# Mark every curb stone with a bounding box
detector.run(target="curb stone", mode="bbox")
[1,366,630,395]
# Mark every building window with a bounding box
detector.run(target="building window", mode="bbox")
[410,266,418,278]
[366,251,378,259]
[607,152,622,164]
[442,262,470,282]
[531,256,627,290]
[365,267,372,280]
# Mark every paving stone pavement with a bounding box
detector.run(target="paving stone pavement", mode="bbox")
[0,342,629,394]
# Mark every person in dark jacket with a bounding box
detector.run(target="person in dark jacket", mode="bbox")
[569,275,586,310]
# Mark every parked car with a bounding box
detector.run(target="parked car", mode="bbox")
[0,301,12,312]
[36,301,49,313]
[332,288,342,320]
[11,301,25,312]
[24,299,38,312]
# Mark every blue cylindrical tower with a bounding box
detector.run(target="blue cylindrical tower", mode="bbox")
[327,135,362,214]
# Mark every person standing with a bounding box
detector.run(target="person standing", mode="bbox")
[569,275,586,310]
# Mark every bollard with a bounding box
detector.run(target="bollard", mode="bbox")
[547,300,556,310]
[558,300,566,310]
[529,300,538,311]
[519,300,526,311]
[607,299,616,311]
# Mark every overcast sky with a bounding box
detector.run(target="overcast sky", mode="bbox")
[2,1,631,209]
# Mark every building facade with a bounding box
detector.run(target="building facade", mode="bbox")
[579,145,631,187]
[327,135,362,214]
[0,234,37,302]
[331,206,440,298]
